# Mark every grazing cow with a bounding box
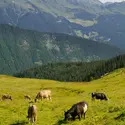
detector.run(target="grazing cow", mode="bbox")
[24,95,31,100]
[27,104,37,125]
[91,92,108,101]
[1,94,12,101]
[64,101,88,121]
[35,90,52,102]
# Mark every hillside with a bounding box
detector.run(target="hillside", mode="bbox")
[0,24,123,75]
[0,0,125,49]
[1,68,125,124]
[85,13,125,49]
[15,54,125,82]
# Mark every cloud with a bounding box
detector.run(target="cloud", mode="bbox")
[99,0,125,3]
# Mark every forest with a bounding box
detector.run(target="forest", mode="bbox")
[14,54,125,82]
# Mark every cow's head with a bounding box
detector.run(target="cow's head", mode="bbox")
[10,97,12,101]
[105,97,109,101]
[64,111,70,121]
[91,92,96,100]
[92,92,96,96]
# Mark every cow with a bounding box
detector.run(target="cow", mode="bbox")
[24,95,31,100]
[35,90,52,102]
[1,94,12,101]
[91,92,108,101]
[64,101,88,121]
[27,104,37,125]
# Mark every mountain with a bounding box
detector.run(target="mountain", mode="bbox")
[106,1,125,14]
[0,0,125,50]
[84,14,125,50]
[0,0,101,30]
[0,24,123,74]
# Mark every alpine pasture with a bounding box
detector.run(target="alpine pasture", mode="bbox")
[0,68,125,125]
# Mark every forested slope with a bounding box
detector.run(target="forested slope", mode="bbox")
[0,24,122,74]
[14,54,125,82]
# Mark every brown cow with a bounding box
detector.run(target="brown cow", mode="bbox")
[24,95,31,100]
[1,94,12,101]
[27,104,37,125]
[64,101,88,121]
[35,90,52,102]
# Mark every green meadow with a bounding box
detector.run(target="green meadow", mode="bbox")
[0,68,125,125]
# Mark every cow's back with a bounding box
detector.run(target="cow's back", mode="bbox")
[70,101,88,113]
[40,90,51,97]
[96,93,106,99]
[92,92,108,100]
[28,105,37,117]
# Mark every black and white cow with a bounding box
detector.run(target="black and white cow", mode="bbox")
[91,92,108,101]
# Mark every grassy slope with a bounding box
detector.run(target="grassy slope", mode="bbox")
[0,69,125,125]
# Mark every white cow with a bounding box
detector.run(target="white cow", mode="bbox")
[35,90,52,102]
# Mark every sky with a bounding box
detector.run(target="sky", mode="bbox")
[99,0,125,3]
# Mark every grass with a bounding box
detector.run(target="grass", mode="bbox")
[0,68,125,125]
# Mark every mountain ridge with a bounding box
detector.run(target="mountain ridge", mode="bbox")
[0,24,123,74]
[0,0,125,50]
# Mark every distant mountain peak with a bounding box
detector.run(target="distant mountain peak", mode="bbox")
[67,0,102,5]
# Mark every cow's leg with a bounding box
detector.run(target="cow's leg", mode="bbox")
[31,116,36,125]
[49,96,52,101]
[33,116,37,125]
[34,115,37,123]
[83,113,86,119]
[31,117,34,124]
[28,118,31,124]
[92,97,95,101]
[41,96,43,101]
[45,96,48,101]
[72,115,75,121]
[78,114,81,121]
[80,112,82,119]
